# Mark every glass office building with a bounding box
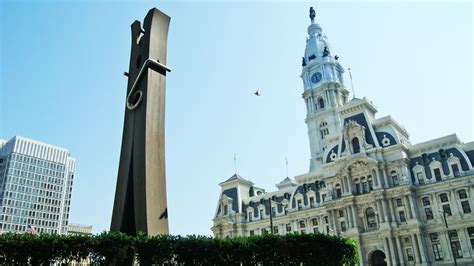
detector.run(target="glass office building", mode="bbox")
[0,136,75,234]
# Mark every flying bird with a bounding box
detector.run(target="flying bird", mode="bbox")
[254,89,261,96]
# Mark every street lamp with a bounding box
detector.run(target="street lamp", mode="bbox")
[262,196,276,234]
[439,209,457,266]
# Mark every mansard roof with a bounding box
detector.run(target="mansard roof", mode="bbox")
[219,173,254,186]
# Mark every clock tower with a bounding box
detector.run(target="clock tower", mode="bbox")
[301,7,349,171]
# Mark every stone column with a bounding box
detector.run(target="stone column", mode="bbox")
[351,205,358,228]
[345,207,352,228]
[381,167,389,188]
[383,237,392,266]
[382,199,390,222]
[460,228,473,258]
[415,233,428,263]
[408,195,418,221]
[395,236,405,265]
[375,200,383,223]
[412,234,421,264]
[403,195,412,219]
[388,198,397,222]
[388,237,397,265]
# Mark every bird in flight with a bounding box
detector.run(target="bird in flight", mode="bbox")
[254,89,261,96]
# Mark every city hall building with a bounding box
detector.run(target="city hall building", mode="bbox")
[212,8,474,266]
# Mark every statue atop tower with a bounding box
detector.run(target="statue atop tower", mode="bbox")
[309,7,316,23]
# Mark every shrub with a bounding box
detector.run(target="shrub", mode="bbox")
[0,231,358,265]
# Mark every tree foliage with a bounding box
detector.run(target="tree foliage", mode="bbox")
[0,231,358,265]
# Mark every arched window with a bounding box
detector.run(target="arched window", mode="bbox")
[367,176,374,191]
[361,177,368,193]
[354,178,361,195]
[335,184,342,198]
[391,170,399,186]
[223,204,228,215]
[319,122,329,139]
[352,138,360,154]
[366,207,377,229]
[318,97,325,109]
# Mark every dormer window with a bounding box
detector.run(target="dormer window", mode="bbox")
[451,164,460,177]
[223,204,228,216]
[433,168,442,181]
[352,138,360,154]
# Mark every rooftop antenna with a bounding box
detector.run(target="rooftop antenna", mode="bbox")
[234,153,237,174]
[285,157,289,178]
[348,67,356,99]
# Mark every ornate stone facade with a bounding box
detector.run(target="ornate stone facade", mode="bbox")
[212,7,474,266]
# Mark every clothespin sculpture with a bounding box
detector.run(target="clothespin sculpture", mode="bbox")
[111,8,171,236]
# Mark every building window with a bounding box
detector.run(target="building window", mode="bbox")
[442,204,452,216]
[367,176,373,191]
[406,248,414,261]
[335,184,342,199]
[319,122,329,139]
[297,199,302,210]
[361,177,368,193]
[439,193,449,202]
[425,208,434,220]
[422,197,431,206]
[273,226,279,234]
[324,216,329,224]
[354,179,361,195]
[248,211,253,221]
[396,198,403,207]
[340,221,346,232]
[352,138,360,154]
[318,97,325,109]
[309,197,315,207]
[299,220,306,228]
[249,230,254,236]
[448,230,463,258]
[259,209,264,219]
[261,228,267,234]
[433,168,442,181]
[366,207,377,229]
[286,224,291,232]
[416,171,425,184]
[458,190,467,199]
[312,218,318,226]
[391,170,399,186]
[399,211,406,223]
[451,164,460,177]
[313,227,319,233]
[338,210,344,217]
[467,227,474,250]
[223,204,228,215]
[430,233,444,261]
[461,201,471,213]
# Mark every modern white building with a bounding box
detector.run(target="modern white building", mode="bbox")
[0,136,76,234]
[212,8,474,266]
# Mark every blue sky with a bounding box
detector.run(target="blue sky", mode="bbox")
[1,1,472,235]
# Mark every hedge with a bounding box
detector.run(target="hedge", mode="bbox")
[0,231,358,265]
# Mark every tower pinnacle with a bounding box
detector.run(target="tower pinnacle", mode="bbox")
[309,7,316,23]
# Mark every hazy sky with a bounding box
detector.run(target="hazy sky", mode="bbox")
[1,1,472,235]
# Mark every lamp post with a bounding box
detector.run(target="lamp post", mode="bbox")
[269,198,274,234]
[439,209,457,266]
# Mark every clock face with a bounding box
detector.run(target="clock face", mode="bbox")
[311,72,322,84]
